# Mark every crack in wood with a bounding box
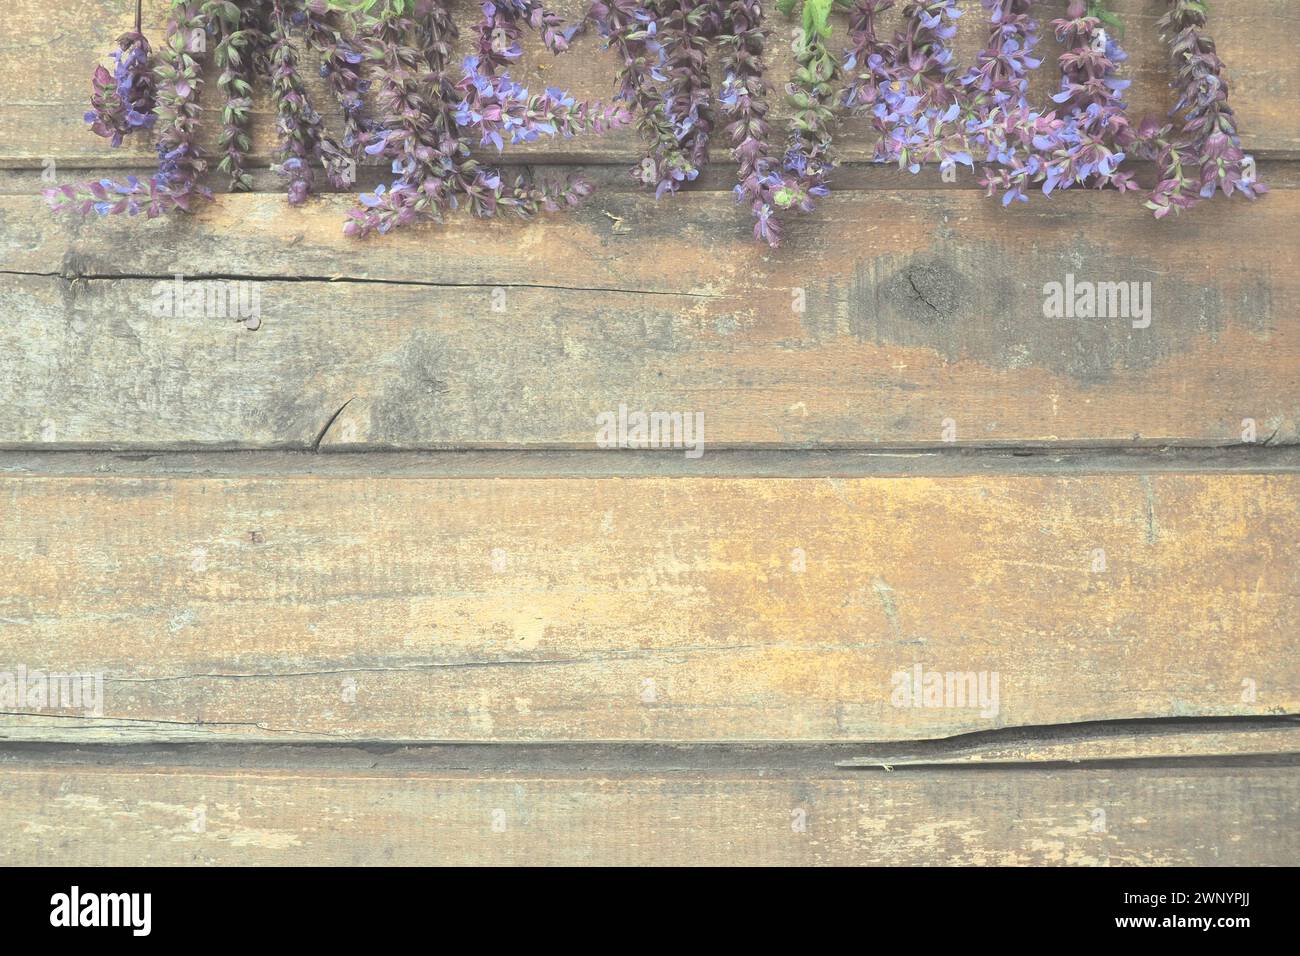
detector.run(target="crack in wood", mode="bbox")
[0,268,722,299]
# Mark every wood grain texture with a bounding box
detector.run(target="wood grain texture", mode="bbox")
[2,0,1296,868]
[0,759,1294,865]
[0,472,1294,743]
[2,188,1296,448]
[1,0,1296,169]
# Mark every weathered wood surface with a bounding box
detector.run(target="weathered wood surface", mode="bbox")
[1,471,1294,743]
[3,188,1296,448]
[2,0,1296,170]
[0,759,1294,865]
[1,0,1296,868]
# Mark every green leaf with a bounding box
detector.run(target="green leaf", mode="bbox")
[802,0,834,40]
[1087,1,1125,37]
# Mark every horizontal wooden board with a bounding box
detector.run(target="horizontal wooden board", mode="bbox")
[0,472,1294,743]
[2,189,1296,449]
[2,0,1295,170]
[0,759,1294,864]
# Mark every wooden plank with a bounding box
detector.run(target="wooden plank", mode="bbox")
[0,471,1294,743]
[0,759,1294,864]
[2,0,1296,170]
[2,189,1296,449]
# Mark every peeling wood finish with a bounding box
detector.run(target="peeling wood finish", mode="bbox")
[0,761,1295,865]
[2,189,1297,448]
[0,472,1294,743]
[2,0,1297,168]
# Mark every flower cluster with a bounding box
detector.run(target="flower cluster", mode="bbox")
[269,0,330,204]
[473,0,579,76]
[589,0,698,198]
[841,0,898,144]
[47,0,1269,241]
[456,57,632,152]
[659,1,723,182]
[140,4,213,213]
[774,0,839,216]
[1138,0,1266,217]
[86,27,157,148]
[974,1,1138,202]
[879,1,964,169]
[212,3,259,191]
[863,1,1136,204]
[344,5,629,237]
[49,0,621,235]
[719,0,779,244]
[305,0,375,158]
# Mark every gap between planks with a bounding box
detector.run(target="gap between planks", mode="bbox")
[1,716,1297,772]
[1,448,1297,478]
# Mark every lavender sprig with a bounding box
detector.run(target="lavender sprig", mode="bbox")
[456,56,632,151]
[1038,0,1137,192]
[473,0,528,74]
[305,0,375,156]
[841,0,898,141]
[590,0,696,198]
[153,2,213,210]
[877,0,963,169]
[212,1,257,191]
[1139,0,1266,217]
[345,6,621,237]
[86,26,157,147]
[344,7,459,235]
[472,0,579,78]
[50,2,213,218]
[268,0,335,203]
[881,1,1038,180]
[776,0,839,213]
[962,0,1040,117]
[526,1,584,53]
[658,0,721,181]
[719,0,780,244]
[973,0,1137,203]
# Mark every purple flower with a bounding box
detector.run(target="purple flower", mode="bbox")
[1137,0,1267,217]
[778,0,840,217]
[589,0,696,199]
[85,28,156,147]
